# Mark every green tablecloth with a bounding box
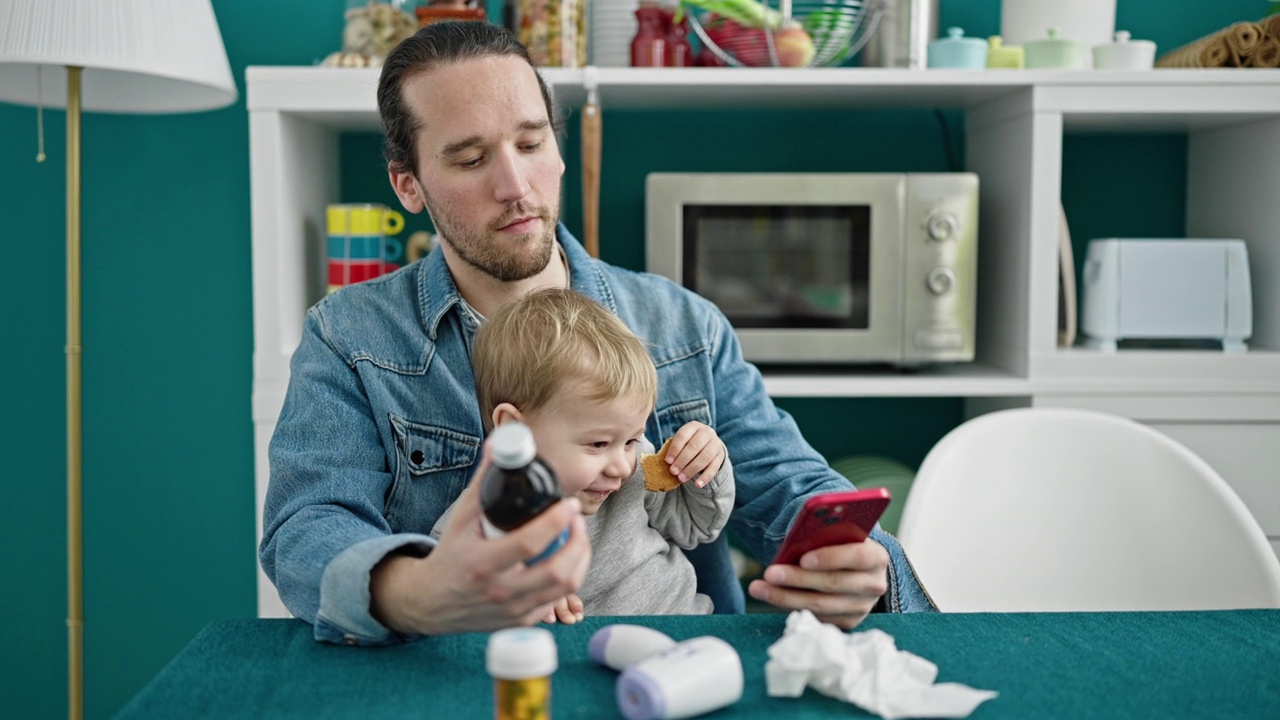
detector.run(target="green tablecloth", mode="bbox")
[116,610,1280,719]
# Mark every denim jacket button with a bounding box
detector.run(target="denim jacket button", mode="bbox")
[411,450,425,464]
[344,634,359,646]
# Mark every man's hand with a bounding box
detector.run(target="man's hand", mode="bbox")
[370,454,591,636]
[747,539,890,630]
[543,594,585,624]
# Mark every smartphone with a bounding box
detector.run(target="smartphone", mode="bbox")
[772,488,892,566]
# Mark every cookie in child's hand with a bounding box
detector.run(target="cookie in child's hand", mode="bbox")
[641,437,682,492]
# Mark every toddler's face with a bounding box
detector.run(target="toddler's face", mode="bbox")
[522,380,650,516]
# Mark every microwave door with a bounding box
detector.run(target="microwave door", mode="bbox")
[681,201,903,363]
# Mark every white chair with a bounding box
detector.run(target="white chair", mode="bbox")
[897,407,1280,612]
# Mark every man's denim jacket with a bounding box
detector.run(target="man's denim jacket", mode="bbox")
[260,225,936,645]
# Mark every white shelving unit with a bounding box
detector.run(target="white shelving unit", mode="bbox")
[248,66,1280,615]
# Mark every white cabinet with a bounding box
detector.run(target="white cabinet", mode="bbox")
[247,66,1280,615]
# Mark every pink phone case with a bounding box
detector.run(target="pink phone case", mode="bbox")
[773,488,891,566]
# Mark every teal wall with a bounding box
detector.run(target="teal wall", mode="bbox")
[0,0,1265,716]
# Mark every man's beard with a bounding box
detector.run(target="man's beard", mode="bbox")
[431,200,559,282]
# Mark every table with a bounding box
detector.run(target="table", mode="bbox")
[116,610,1280,719]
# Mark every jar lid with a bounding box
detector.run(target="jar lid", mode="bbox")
[932,27,986,48]
[1026,27,1084,49]
[987,35,1023,54]
[986,35,1025,67]
[490,422,537,469]
[487,627,559,680]
[1095,30,1156,50]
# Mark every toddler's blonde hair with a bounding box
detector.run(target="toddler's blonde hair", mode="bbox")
[473,288,658,431]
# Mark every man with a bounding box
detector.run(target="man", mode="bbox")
[260,21,934,646]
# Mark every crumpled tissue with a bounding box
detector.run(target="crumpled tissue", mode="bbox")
[765,610,997,719]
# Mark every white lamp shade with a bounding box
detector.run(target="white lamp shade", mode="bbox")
[0,0,237,113]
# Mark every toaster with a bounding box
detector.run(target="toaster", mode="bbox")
[1080,238,1252,352]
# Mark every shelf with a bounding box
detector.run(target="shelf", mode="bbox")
[243,64,1280,400]
[761,362,1030,398]
[760,349,1280,397]
[246,66,1280,128]
[1031,348,1280,395]
[248,63,1280,615]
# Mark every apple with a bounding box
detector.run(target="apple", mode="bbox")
[774,26,815,67]
[704,16,815,67]
[705,16,771,66]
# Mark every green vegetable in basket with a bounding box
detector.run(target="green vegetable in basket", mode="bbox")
[803,6,859,64]
[676,0,784,29]
[803,7,851,34]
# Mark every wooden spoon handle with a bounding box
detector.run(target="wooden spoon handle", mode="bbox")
[581,100,601,258]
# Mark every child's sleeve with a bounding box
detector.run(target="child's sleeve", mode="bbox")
[641,437,735,550]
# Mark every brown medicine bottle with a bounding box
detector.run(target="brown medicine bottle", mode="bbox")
[479,422,567,565]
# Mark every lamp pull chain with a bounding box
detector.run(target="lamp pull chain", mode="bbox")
[36,65,46,163]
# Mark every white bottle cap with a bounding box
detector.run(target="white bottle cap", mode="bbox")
[489,422,537,470]
[486,627,558,680]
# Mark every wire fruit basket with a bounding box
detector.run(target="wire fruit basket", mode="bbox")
[679,0,885,67]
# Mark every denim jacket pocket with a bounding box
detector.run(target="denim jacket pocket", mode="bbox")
[386,414,480,533]
[654,398,712,441]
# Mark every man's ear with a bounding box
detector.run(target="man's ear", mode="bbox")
[492,403,524,428]
[389,167,426,214]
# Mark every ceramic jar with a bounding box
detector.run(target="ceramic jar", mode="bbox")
[1024,27,1087,69]
[986,36,1025,68]
[1092,30,1157,70]
[928,27,988,69]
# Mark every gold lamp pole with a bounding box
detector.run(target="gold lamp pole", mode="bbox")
[64,65,84,720]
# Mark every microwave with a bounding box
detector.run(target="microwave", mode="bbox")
[645,173,979,365]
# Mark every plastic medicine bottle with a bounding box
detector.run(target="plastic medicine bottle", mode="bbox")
[487,627,558,720]
[480,422,567,565]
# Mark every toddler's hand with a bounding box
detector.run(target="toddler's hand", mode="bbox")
[664,421,727,488]
[543,594,585,624]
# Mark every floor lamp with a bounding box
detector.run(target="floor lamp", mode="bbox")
[0,3,236,718]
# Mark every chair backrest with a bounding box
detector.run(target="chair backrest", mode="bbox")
[897,407,1280,612]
